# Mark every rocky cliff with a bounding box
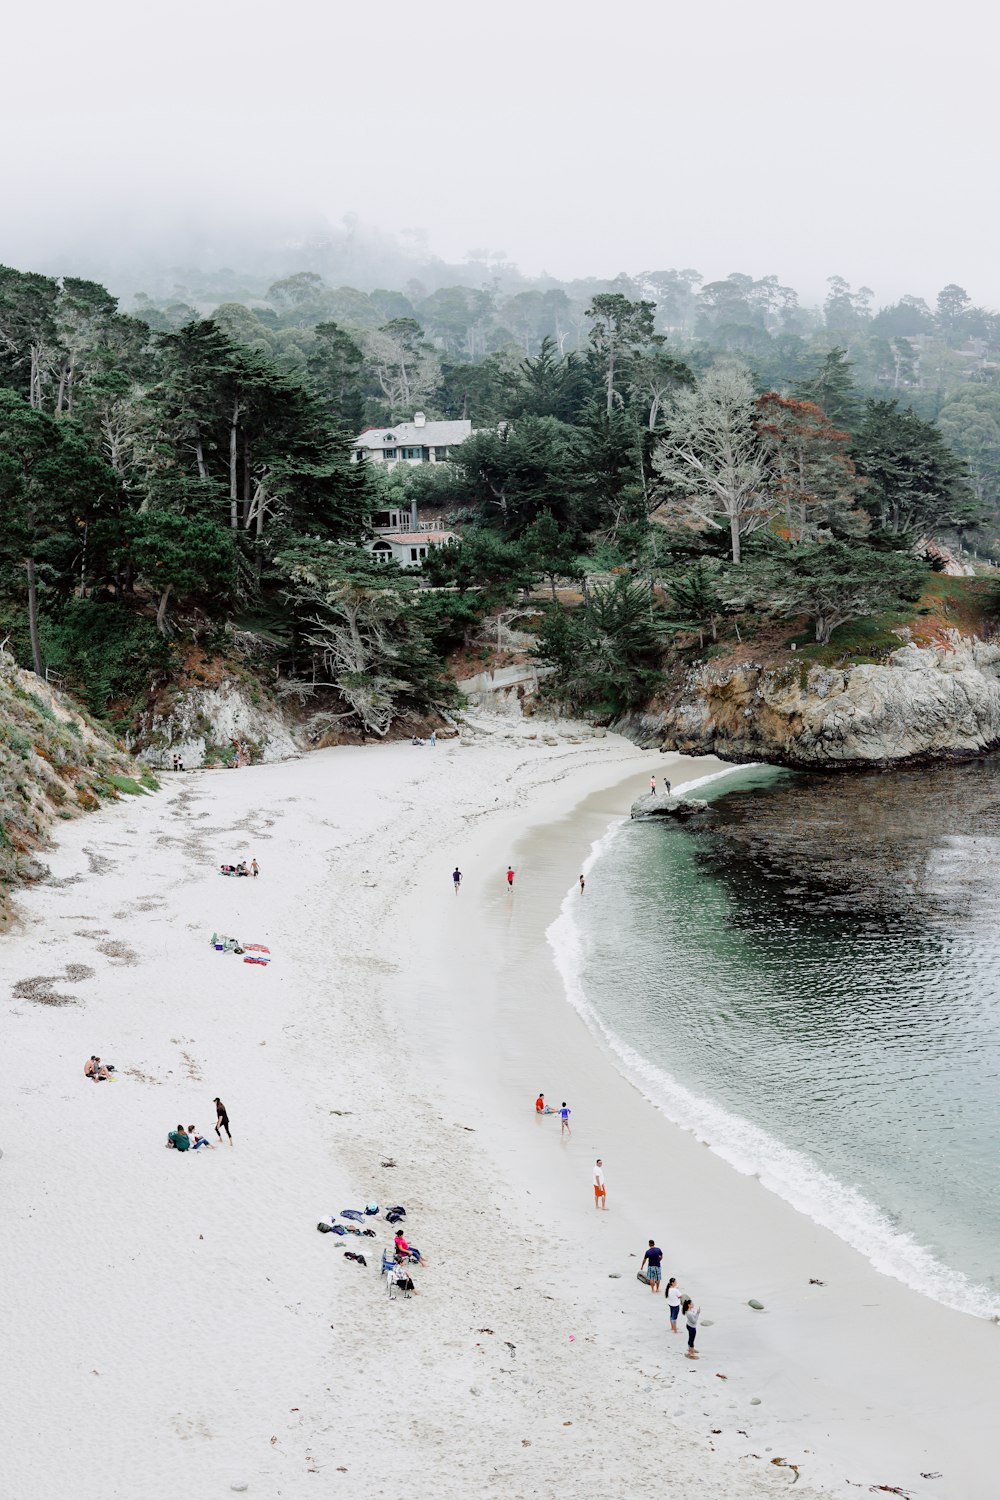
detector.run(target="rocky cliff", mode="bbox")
[0,651,155,919]
[617,635,1000,769]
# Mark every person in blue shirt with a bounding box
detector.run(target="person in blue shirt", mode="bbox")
[559,1102,572,1135]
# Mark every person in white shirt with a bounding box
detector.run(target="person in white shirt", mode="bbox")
[593,1158,607,1209]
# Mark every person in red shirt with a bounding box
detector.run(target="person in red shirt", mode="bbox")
[506,866,515,887]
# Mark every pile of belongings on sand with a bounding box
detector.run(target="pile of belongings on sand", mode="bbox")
[210,933,271,965]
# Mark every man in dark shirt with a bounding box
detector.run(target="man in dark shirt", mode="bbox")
[641,1239,662,1292]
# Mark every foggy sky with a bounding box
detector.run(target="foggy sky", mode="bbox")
[3,0,997,308]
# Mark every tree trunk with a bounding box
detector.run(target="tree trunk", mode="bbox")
[242,443,252,529]
[56,359,70,416]
[195,433,208,482]
[156,583,173,636]
[229,401,239,530]
[606,345,615,414]
[25,557,43,676]
[729,510,742,565]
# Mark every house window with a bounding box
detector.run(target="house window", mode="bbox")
[401,446,422,460]
[410,547,419,562]
[355,449,365,460]
[383,448,398,460]
[434,447,448,461]
[419,547,427,558]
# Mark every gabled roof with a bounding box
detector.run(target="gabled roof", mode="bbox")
[372,530,457,545]
[356,419,472,449]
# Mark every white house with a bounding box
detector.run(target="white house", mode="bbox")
[353,411,473,470]
[367,527,458,568]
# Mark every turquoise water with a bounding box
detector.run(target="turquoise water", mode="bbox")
[551,762,1000,1317]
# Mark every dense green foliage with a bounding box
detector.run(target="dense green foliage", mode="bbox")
[0,256,995,733]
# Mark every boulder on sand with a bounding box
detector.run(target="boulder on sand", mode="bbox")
[630,793,709,820]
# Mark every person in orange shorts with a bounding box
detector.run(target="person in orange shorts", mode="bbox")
[594,1158,607,1208]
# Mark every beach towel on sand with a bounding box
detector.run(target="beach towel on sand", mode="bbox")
[341,1208,365,1221]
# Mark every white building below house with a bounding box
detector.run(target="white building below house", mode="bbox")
[353,411,473,470]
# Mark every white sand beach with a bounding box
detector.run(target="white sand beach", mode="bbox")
[1,719,996,1500]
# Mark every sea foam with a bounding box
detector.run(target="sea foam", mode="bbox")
[546,775,1000,1322]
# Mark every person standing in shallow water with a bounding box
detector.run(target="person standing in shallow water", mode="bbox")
[558,1101,571,1135]
[506,866,515,888]
[579,873,585,895]
[650,775,656,795]
[214,1097,231,1143]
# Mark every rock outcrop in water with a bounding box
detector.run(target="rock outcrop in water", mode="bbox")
[619,635,1000,769]
[631,793,709,820]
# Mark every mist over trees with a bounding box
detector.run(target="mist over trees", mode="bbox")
[0,250,995,733]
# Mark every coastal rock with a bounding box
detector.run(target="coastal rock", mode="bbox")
[624,633,1000,770]
[134,677,300,771]
[630,793,709,821]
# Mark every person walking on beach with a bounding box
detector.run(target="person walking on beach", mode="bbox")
[641,1240,662,1292]
[594,1159,606,1209]
[664,779,671,795]
[506,866,515,888]
[558,1101,571,1135]
[214,1097,231,1143]
[579,873,585,895]
[429,730,437,746]
[682,1297,700,1357]
[650,775,656,795]
[453,866,462,893]
[665,1276,680,1332]
[251,858,259,878]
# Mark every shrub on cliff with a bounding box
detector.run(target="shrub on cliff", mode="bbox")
[535,575,664,716]
[722,538,926,644]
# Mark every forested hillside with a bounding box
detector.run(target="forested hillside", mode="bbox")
[1,260,997,746]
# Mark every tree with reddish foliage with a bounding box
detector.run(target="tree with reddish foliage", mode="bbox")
[754,393,865,544]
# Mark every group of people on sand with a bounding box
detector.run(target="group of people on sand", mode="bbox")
[411,730,437,747]
[535,1093,572,1134]
[220,858,259,877]
[639,1242,701,1357]
[534,1091,703,1357]
[84,1055,114,1081]
[166,1098,231,1152]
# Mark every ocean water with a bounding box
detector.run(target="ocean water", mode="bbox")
[548,762,1000,1318]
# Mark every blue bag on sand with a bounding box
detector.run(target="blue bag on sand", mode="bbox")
[365,1203,379,1215]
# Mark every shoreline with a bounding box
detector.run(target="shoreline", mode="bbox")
[396,741,997,1497]
[546,792,1000,1324]
[0,721,995,1498]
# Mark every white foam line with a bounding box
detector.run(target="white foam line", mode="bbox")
[547,778,1000,1323]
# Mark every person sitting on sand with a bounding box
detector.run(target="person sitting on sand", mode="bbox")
[535,1092,546,1113]
[394,1231,424,1265]
[167,1125,191,1151]
[85,1055,110,1081]
[236,861,249,876]
[188,1124,214,1150]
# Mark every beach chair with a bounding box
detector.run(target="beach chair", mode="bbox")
[381,1249,395,1278]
